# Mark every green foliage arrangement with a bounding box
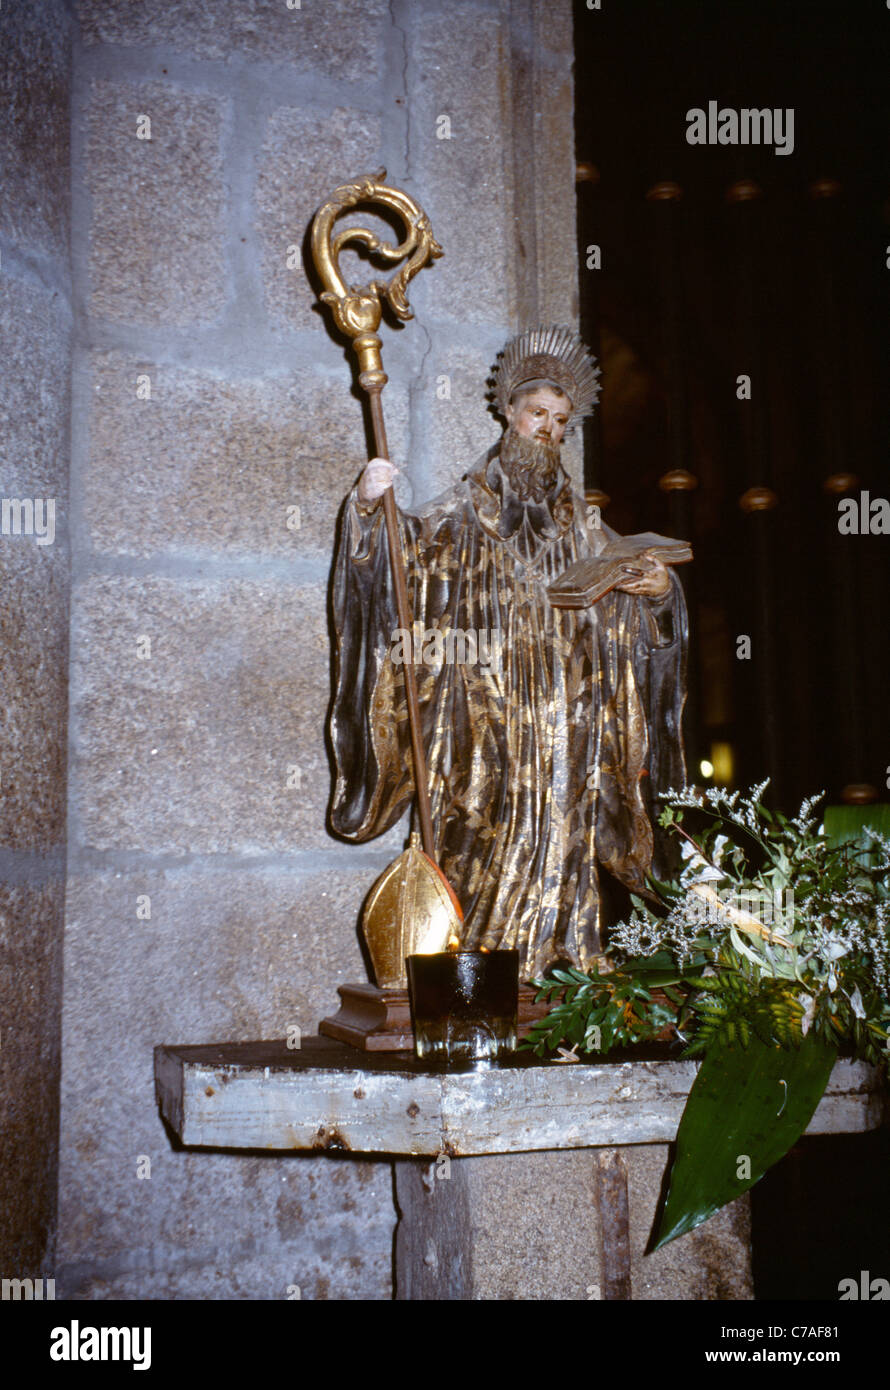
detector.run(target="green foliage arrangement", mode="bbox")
[521,783,890,1246]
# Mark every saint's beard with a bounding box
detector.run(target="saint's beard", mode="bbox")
[499,424,563,503]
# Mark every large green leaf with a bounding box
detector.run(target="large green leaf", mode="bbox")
[824,803,890,861]
[652,1032,837,1250]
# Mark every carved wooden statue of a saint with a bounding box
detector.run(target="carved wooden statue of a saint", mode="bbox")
[329,325,688,981]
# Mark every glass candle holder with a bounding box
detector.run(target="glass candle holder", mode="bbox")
[406,950,519,1066]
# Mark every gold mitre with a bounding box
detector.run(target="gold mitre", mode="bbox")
[489,324,602,425]
[362,834,463,990]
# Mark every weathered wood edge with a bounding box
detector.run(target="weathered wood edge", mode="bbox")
[154,1043,887,1157]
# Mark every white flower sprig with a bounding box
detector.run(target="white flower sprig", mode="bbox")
[608,783,890,1059]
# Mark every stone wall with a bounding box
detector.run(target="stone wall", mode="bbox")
[52,0,578,1299]
[0,0,73,1279]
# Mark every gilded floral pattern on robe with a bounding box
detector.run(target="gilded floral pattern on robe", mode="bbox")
[330,449,688,980]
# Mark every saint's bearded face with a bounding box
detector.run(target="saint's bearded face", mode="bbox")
[501,385,572,502]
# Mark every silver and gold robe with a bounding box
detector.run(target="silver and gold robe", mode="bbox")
[330,448,688,980]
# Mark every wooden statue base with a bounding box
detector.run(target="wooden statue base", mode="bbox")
[319,982,551,1053]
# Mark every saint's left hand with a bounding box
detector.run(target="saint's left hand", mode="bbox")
[616,553,672,598]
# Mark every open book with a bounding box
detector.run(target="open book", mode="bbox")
[547,531,693,608]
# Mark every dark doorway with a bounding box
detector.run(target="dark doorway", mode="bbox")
[574,0,890,810]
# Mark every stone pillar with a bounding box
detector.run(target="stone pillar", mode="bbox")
[0,0,74,1277]
[395,1148,752,1301]
[55,0,580,1300]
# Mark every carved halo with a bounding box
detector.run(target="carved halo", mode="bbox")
[490,324,602,428]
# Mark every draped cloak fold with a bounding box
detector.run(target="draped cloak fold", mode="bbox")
[329,448,688,980]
